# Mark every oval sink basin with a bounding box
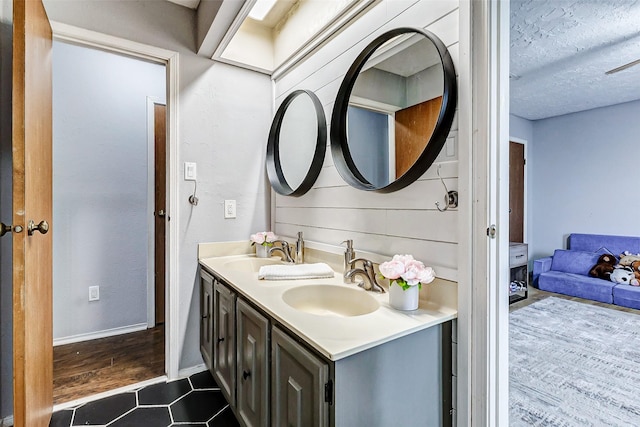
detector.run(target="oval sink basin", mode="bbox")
[223,257,282,272]
[282,285,379,317]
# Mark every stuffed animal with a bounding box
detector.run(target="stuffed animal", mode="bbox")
[631,260,640,283]
[618,251,640,267]
[588,254,617,280]
[610,265,638,286]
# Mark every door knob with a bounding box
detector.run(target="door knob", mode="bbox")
[157,210,166,218]
[27,220,49,236]
[1,222,23,237]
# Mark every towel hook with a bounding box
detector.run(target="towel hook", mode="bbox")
[188,180,199,206]
[435,164,458,212]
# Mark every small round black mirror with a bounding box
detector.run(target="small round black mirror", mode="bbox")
[266,89,326,197]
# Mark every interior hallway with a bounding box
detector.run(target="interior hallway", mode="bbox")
[53,326,164,404]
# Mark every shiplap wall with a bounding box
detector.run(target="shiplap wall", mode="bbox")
[273,0,460,281]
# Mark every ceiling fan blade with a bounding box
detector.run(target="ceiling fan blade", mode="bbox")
[605,58,640,75]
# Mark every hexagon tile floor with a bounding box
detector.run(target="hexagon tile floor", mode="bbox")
[49,370,240,427]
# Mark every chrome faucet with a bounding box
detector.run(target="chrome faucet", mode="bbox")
[345,258,386,293]
[268,240,294,263]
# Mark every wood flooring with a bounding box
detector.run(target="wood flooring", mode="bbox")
[53,326,165,405]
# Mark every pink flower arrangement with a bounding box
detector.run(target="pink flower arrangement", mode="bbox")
[250,231,277,247]
[379,254,435,290]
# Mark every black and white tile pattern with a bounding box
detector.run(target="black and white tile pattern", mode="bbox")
[50,370,239,427]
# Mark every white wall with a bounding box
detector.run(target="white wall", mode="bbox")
[0,0,12,418]
[273,0,460,279]
[43,0,273,370]
[510,114,532,143]
[530,100,640,260]
[52,41,165,341]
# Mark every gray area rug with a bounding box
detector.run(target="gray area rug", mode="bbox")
[510,297,640,426]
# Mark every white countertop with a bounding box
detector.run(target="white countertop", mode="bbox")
[199,251,458,361]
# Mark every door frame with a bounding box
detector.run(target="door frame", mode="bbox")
[509,136,528,244]
[50,21,181,379]
[458,0,510,425]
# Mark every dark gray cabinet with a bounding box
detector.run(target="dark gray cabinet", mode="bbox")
[214,279,236,406]
[236,299,270,427]
[271,326,329,427]
[200,270,214,372]
[199,265,449,427]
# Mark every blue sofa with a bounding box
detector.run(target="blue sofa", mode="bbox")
[533,233,640,310]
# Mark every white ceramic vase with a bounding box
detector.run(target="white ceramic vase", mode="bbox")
[389,281,420,311]
[255,244,269,258]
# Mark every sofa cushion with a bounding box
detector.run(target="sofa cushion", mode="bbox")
[613,285,640,310]
[538,271,615,303]
[568,233,640,257]
[550,249,601,276]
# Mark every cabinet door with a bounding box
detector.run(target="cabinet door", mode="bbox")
[213,280,236,406]
[271,327,329,427]
[236,300,269,427]
[199,270,214,372]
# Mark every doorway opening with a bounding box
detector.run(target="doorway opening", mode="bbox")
[51,40,168,405]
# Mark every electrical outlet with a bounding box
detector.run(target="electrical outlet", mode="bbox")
[89,286,100,302]
[224,200,236,219]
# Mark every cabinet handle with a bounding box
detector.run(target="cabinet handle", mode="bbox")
[515,254,524,258]
[217,337,225,343]
[242,370,251,380]
[201,314,208,319]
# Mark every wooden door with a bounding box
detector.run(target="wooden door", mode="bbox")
[395,96,442,178]
[509,141,525,243]
[154,103,166,324]
[12,1,53,426]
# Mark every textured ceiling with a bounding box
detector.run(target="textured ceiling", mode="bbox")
[510,0,640,120]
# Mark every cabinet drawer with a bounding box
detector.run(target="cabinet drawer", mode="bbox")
[509,244,528,267]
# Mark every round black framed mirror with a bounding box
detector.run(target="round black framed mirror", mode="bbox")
[330,27,457,193]
[266,89,327,196]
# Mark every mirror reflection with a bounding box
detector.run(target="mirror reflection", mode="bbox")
[266,90,326,196]
[331,28,456,192]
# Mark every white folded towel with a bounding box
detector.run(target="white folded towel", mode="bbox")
[258,263,335,280]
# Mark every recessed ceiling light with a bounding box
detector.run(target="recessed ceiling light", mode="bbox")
[248,0,278,21]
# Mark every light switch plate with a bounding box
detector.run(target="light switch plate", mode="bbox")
[89,286,100,302]
[184,162,197,181]
[224,200,236,219]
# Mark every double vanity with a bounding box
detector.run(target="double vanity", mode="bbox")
[198,241,457,427]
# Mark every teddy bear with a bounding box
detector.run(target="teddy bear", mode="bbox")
[631,260,640,283]
[610,265,639,286]
[618,251,640,267]
[588,254,617,281]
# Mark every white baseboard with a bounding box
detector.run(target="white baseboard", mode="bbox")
[53,376,167,412]
[53,323,148,347]
[178,363,207,379]
[1,415,13,426]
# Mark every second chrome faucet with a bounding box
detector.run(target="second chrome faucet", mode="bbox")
[342,240,385,293]
[269,232,305,264]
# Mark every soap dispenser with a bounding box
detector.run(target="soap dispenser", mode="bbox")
[342,240,355,283]
[295,231,304,264]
